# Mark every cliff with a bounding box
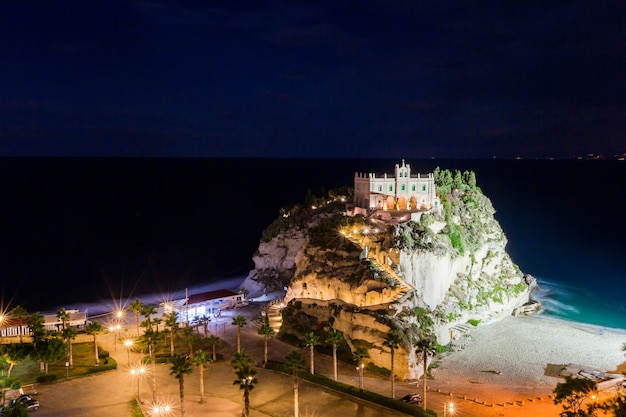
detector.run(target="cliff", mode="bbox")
[241,178,539,380]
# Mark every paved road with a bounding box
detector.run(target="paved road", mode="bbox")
[26,303,563,417]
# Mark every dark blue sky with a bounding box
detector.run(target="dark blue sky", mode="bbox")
[1,1,625,158]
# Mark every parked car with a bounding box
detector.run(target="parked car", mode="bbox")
[10,395,40,411]
[401,393,423,405]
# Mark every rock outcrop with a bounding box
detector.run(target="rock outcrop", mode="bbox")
[242,180,539,380]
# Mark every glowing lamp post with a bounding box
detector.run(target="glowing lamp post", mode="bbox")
[110,324,122,351]
[124,339,134,366]
[356,363,365,390]
[151,403,172,416]
[0,314,4,342]
[130,366,146,399]
[443,398,455,417]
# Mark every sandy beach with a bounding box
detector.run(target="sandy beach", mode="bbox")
[430,315,626,405]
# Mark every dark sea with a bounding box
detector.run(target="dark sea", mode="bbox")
[1,158,625,329]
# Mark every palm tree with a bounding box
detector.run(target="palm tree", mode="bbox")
[129,298,143,336]
[56,308,70,331]
[199,315,210,336]
[415,335,437,410]
[353,345,369,390]
[9,306,27,343]
[169,354,192,417]
[231,314,247,353]
[383,329,403,399]
[304,332,320,374]
[326,328,344,382]
[231,350,254,369]
[142,328,159,402]
[207,335,221,361]
[285,349,306,417]
[141,304,157,330]
[182,326,196,357]
[153,317,162,333]
[85,321,104,365]
[257,321,275,367]
[62,326,77,367]
[164,311,179,357]
[192,349,212,403]
[231,351,257,417]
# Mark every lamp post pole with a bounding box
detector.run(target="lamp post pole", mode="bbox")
[443,396,454,417]
[357,363,364,390]
[124,339,133,366]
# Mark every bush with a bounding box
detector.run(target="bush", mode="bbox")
[366,362,390,377]
[87,361,117,374]
[98,348,110,359]
[35,374,58,384]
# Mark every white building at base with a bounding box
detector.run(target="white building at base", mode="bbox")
[354,160,439,211]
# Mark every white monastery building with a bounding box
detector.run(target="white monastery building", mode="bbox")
[354,160,439,211]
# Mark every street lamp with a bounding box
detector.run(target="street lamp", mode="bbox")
[110,324,121,351]
[356,363,365,390]
[0,314,4,343]
[130,365,146,400]
[443,398,455,417]
[124,339,134,366]
[151,402,172,416]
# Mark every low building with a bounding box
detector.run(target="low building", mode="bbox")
[0,310,87,338]
[43,310,87,332]
[168,289,243,323]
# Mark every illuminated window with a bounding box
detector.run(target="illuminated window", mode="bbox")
[389,186,393,191]
[412,185,415,191]
[401,185,405,191]
[422,185,426,191]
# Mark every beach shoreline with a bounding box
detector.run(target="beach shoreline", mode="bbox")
[430,314,626,405]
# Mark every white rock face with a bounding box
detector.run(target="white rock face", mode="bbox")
[240,229,306,297]
[398,250,470,310]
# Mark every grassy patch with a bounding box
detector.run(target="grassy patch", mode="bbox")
[130,399,144,416]
[6,342,117,386]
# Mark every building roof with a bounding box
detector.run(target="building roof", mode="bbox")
[186,289,240,305]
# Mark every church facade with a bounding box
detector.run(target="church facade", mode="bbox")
[354,160,439,211]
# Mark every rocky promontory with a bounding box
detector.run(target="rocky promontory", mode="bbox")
[241,170,539,380]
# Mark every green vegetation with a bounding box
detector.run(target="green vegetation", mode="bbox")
[1,342,117,386]
[265,361,436,416]
[365,361,391,377]
[130,399,145,417]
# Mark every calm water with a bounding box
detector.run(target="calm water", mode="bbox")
[1,158,624,329]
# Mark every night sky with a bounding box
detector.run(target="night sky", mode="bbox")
[1,1,625,158]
